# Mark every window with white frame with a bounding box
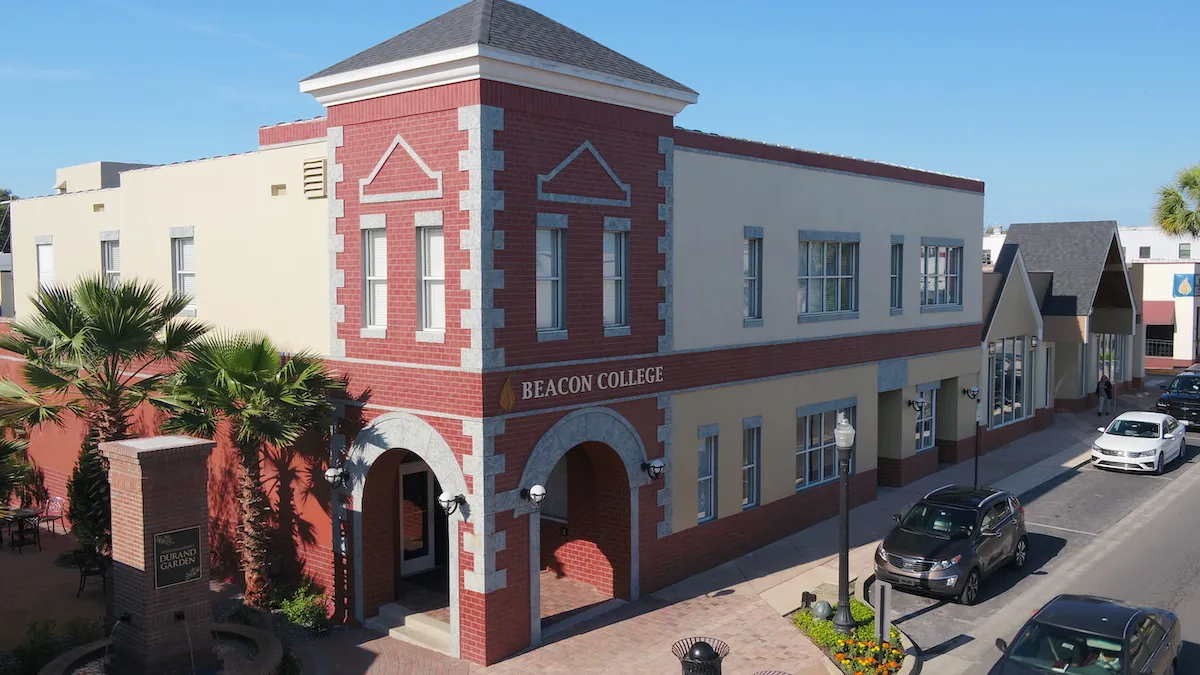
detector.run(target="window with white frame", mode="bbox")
[796,405,856,491]
[36,243,54,290]
[915,388,936,452]
[890,243,903,310]
[990,336,1032,427]
[742,424,760,509]
[171,237,196,310]
[602,231,627,327]
[363,229,387,329]
[101,240,120,287]
[1096,333,1126,382]
[1139,246,1151,259]
[744,236,763,321]
[1181,243,1192,259]
[536,228,564,331]
[418,227,444,331]
[798,240,858,314]
[920,245,963,306]
[698,433,717,523]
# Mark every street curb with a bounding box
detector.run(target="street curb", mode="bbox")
[862,574,921,675]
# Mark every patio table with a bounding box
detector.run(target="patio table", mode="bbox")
[4,507,41,552]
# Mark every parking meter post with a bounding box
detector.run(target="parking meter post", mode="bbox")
[873,580,892,644]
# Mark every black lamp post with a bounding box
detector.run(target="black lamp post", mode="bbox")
[832,412,857,634]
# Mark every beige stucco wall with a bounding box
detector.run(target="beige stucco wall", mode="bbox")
[1044,315,1087,345]
[981,259,1050,411]
[1139,262,1198,361]
[1054,341,1085,400]
[669,364,877,533]
[12,142,330,354]
[907,348,980,449]
[671,149,985,351]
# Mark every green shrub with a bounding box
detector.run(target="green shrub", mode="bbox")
[268,582,295,610]
[281,584,329,630]
[62,616,104,647]
[793,599,904,675]
[12,620,61,675]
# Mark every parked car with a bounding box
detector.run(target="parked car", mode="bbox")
[991,594,1181,674]
[1092,412,1185,475]
[875,485,1028,606]
[1155,372,1200,425]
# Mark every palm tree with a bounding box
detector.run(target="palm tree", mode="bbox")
[162,334,338,609]
[1153,164,1200,235]
[0,436,31,519]
[0,274,208,551]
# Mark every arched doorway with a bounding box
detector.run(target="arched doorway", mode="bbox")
[516,407,651,646]
[343,413,469,658]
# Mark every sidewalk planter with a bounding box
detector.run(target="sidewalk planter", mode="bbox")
[793,598,906,675]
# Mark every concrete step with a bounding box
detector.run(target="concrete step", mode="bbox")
[365,603,452,656]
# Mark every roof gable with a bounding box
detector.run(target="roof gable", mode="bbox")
[983,244,1044,340]
[306,0,694,94]
[1003,220,1122,316]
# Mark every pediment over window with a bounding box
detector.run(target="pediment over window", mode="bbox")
[537,141,631,207]
[359,134,443,203]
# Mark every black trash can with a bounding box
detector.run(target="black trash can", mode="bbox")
[671,637,730,675]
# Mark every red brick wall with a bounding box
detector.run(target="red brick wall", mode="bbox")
[938,434,976,465]
[878,449,940,487]
[258,117,328,147]
[485,82,672,366]
[328,81,480,368]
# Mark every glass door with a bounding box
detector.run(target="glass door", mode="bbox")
[399,463,436,575]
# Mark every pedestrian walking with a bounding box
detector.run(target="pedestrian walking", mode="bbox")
[1097,374,1114,416]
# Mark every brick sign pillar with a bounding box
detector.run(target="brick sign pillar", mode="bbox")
[101,436,217,675]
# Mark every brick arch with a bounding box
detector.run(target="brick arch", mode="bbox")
[519,406,650,500]
[344,412,467,658]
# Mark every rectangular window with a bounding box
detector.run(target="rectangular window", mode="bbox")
[915,388,936,452]
[890,243,903,310]
[536,228,564,331]
[742,425,760,509]
[744,236,763,320]
[796,405,856,491]
[602,231,628,327]
[990,336,1031,427]
[363,229,387,329]
[919,245,963,306]
[797,240,858,315]
[101,240,120,287]
[1181,243,1192,259]
[698,435,717,523]
[1139,246,1151,259]
[36,243,54,290]
[418,227,445,331]
[171,237,196,310]
[1096,333,1126,382]
[982,250,993,265]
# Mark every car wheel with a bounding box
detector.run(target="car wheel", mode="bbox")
[1156,453,1165,475]
[959,569,981,606]
[1011,536,1028,570]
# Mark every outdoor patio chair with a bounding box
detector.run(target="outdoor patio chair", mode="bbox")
[8,515,40,553]
[75,550,106,597]
[38,497,65,535]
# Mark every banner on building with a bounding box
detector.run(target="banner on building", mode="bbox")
[1173,274,1198,297]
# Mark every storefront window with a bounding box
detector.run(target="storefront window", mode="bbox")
[1095,333,1125,383]
[991,336,1032,427]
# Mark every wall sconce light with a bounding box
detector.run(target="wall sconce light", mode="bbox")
[1031,336,1039,349]
[520,484,547,508]
[987,342,997,356]
[963,386,980,400]
[323,466,346,490]
[908,396,926,412]
[641,458,666,481]
[438,492,466,516]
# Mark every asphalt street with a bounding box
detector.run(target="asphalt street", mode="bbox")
[871,407,1200,673]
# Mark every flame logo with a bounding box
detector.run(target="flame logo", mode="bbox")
[1181,277,1193,296]
[499,376,516,413]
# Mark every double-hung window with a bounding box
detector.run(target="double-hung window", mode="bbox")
[171,236,196,312]
[889,243,903,311]
[920,245,963,307]
[796,404,856,491]
[536,228,565,332]
[1181,243,1192,259]
[363,229,387,330]
[698,430,718,523]
[744,231,763,324]
[418,226,445,332]
[742,422,761,509]
[36,242,53,290]
[798,239,857,316]
[602,230,628,328]
[915,388,936,452]
[101,240,121,287]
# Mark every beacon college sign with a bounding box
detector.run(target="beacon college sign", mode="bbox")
[515,366,664,402]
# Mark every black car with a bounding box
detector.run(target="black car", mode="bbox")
[875,485,1028,606]
[1155,373,1200,426]
[991,594,1181,674]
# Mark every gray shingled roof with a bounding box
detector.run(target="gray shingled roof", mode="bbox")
[305,0,695,94]
[1003,221,1120,316]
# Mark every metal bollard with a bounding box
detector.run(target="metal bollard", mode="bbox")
[671,637,730,675]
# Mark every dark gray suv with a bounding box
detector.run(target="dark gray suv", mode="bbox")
[875,485,1029,605]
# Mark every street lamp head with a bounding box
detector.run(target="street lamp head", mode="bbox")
[833,412,855,461]
[987,342,997,356]
[963,386,980,400]
[641,458,666,481]
[438,492,466,516]
[521,484,547,507]
[1030,335,1039,349]
[908,397,926,412]
[323,467,346,489]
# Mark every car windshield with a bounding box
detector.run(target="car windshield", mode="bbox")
[1007,621,1123,673]
[1104,420,1160,439]
[899,503,975,539]
[1168,376,1200,392]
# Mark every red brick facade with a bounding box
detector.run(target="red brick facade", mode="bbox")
[877,449,941,487]
[258,116,329,147]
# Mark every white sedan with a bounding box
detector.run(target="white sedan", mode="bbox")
[1091,411,1186,474]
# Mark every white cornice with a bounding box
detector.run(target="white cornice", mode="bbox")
[299,44,697,116]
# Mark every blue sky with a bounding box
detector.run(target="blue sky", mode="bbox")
[2,0,1195,227]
